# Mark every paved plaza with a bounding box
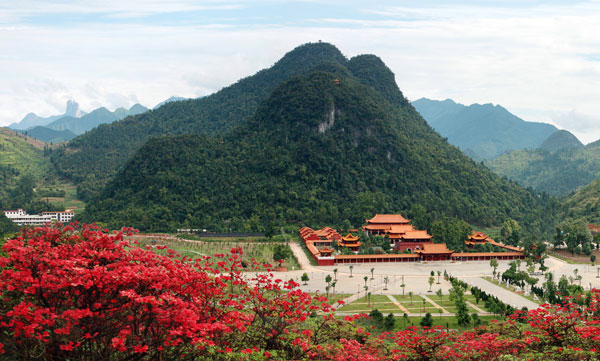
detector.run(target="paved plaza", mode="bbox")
[278,241,600,314]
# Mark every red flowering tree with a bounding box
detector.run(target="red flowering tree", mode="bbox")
[0,224,350,360]
[2,223,600,360]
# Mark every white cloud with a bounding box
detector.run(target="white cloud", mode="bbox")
[2,0,600,145]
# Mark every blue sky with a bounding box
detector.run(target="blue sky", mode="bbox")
[2,0,600,142]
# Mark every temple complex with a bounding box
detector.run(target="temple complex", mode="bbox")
[299,215,525,266]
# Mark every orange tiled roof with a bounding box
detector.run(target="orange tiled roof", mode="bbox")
[387,224,415,234]
[366,214,410,224]
[342,233,359,241]
[335,253,419,260]
[400,230,433,240]
[416,243,453,254]
[452,252,523,257]
[363,224,392,231]
[468,232,489,241]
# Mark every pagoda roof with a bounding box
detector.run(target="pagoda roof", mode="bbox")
[366,214,410,224]
[400,230,433,240]
[342,233,359,241]
[416,243,453,254]
[319,247,334,255]
[468,232,489,241]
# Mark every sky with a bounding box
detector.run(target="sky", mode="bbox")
[2,0,600,143]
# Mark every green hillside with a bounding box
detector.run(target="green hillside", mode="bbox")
[51,42,348,201]
[82,55,557,234]
[0,127,49,179]
[563,178,600,222]
[412,98,557,160]
[486,135,600,196]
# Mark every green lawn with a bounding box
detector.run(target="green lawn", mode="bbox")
[392,315,503,331]
[135,237,300,270]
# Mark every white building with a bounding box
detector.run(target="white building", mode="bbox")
[3,209,75,226]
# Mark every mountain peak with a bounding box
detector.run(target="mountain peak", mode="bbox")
[65,100,82,118]
[539,129,583,152]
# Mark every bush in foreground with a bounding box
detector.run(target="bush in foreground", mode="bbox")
[1,224,600,360]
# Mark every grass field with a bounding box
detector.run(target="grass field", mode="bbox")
[135,237,300,270]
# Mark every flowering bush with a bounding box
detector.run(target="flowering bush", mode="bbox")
[0,224,349,360]
[1,224,600,360]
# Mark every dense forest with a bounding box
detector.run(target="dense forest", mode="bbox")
[81,52,560,235]
[51,42,349,201]
[487,137,600,196]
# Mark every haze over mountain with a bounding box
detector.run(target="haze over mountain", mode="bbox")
[412,98,558,160]
[15,103,148,143]
[80,43,558,235]
[9,100,87,130]
[153,96,189,109]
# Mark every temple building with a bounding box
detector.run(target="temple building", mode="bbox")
[416,243,454,261]
[464,231,524,252]
[338,233,361,252]
[363,214,410,235]
[363,213,434,253]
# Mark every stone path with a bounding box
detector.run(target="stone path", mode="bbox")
[421,294,447,313]
[387,295,408,313]
[462,277,538,309]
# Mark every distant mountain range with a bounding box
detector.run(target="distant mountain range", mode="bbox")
[412,98,558,160]
[10,101,149,143]
[10,100,87,130]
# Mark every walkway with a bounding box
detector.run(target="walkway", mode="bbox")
[462,277,538,309]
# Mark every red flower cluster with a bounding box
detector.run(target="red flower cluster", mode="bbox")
[2,224,600,360]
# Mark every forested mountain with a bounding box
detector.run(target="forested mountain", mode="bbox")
[538,129,583,152]
[487,134,600,196]
[412,98,557,160]
[563,178,600,222]
[51,43,349,201]
[82,53,558,234]
[21,126,76,143]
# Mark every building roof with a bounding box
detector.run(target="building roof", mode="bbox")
[468,232,489,241]
[365,214,410,224]
[400,230,433,240]
[342,233,359,241]
[387,224,415,234]
[335,253,419,260]
[452,252,524,257]
[363,224,392,231]
[416,243,453,254]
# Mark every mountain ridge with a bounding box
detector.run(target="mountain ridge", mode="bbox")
[81,46,556,235]
[412,97,558,160]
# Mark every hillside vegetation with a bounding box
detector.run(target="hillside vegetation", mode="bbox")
[51,43,348,201]
[487,135,600,196]
[82,50,558,234]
